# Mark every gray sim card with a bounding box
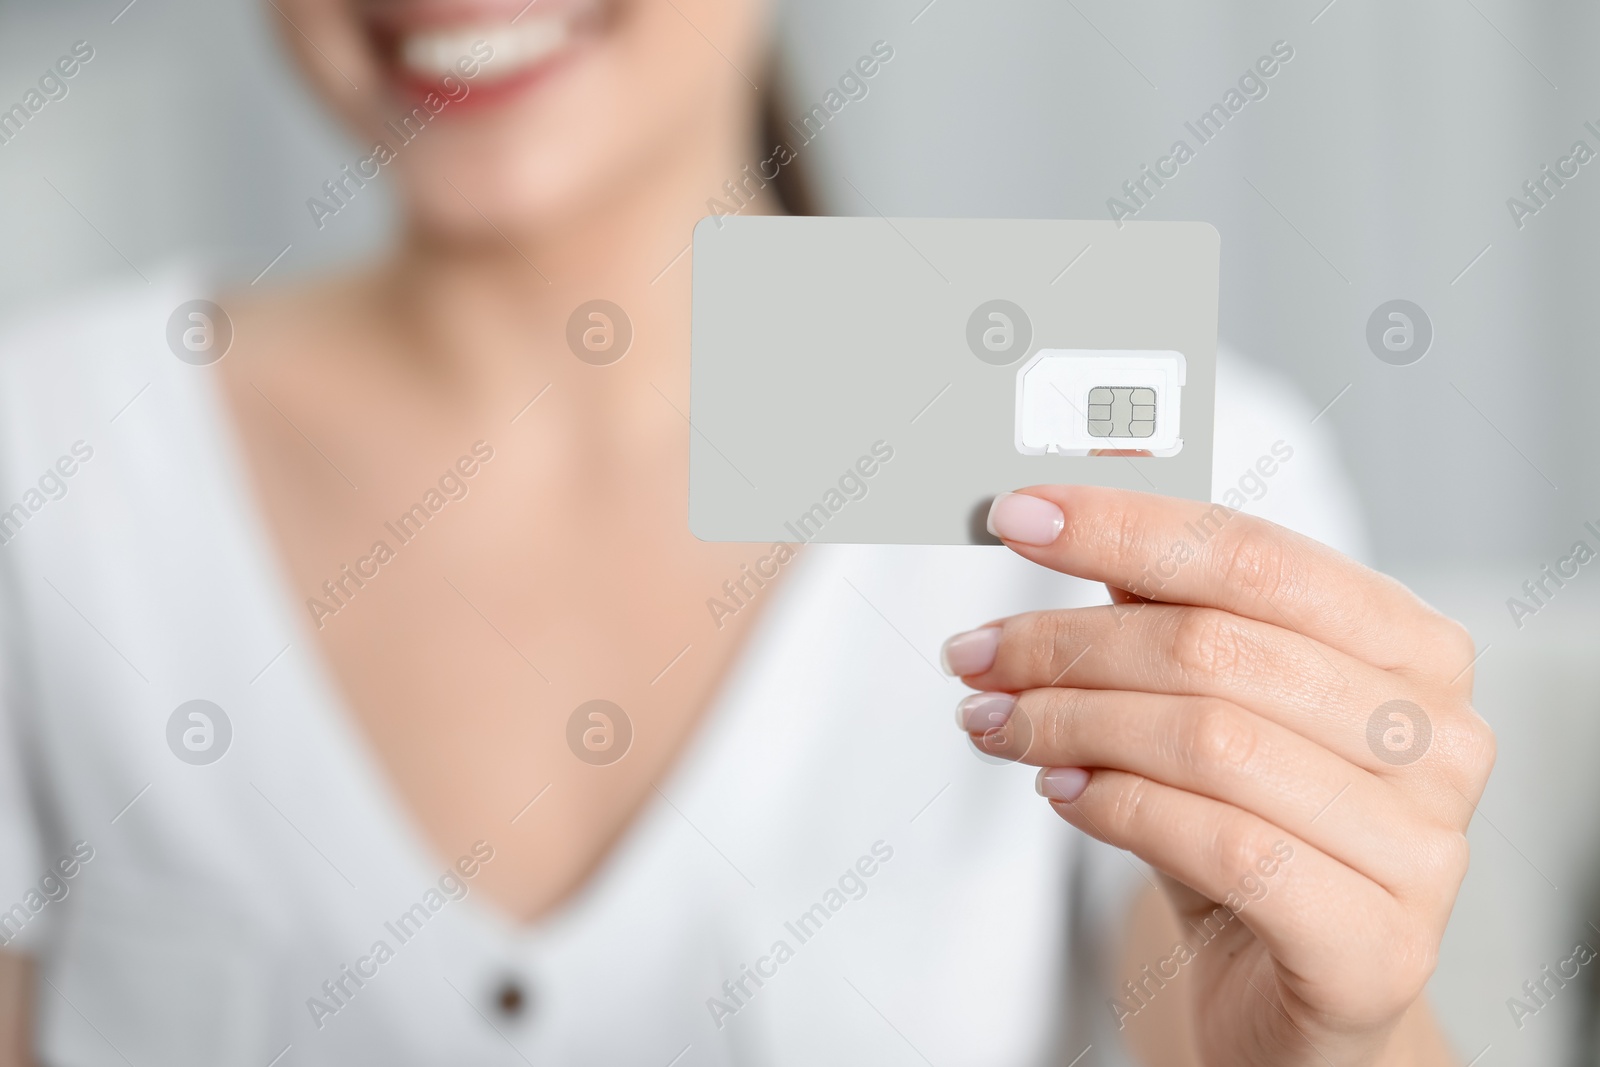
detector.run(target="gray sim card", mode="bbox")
[689,217,1218,545]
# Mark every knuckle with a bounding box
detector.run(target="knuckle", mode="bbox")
[1214,525,1294,604]
[1005,612,1056,678]
[1395,831,1465,895]
[1029,611,1091,684]
[1433,617,1479,679]
[1435,709,1498,785]
[1472,716,1499,778]
[1180,699,1260,777]
[1105,502,1148,570]
[1035,688,1088,750]
[1461,712,1498,774]
[1328,913,1437,1023]
[1170,608,1247,683]
[1212,818,1273,887]
[1102,772,1154,840]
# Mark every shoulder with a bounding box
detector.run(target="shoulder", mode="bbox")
[1213,343,1370,561]
[0,270,210,471]
[0,269,237,555]
[0,270,197,389]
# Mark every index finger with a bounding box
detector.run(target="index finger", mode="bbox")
[984,484,1474,680]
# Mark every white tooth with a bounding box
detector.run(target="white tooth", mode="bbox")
[398,17,570,80]
[483,27,518,60]
[473,19,568,81]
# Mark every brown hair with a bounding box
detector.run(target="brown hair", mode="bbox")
[757,64,816,217]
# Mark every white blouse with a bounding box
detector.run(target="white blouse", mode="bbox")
[0,272,1365,1067]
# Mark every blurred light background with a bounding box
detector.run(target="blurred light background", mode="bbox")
[2,0,1598,1062]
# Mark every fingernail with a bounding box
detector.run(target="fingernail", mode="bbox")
[1036,767,1090,802]
[940,627,1001,676]
[986,492,1065,546]
[955,692,1015,733]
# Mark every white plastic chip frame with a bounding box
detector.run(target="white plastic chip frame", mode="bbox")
[1015,349,1187,456]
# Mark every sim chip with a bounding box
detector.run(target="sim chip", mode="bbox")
[1087,386,1157,438]
[1016,350,1185,455]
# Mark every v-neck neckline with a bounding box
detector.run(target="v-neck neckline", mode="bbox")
[185,293,826,945]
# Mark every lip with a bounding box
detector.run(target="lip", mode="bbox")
[361,0,608,112]
[360,0,600,30]
[387,60,572,112]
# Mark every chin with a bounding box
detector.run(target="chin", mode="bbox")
[281,0,766,239]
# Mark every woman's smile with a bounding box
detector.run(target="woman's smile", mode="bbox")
[360,0,614,110]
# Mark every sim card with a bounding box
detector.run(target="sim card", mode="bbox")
[689,216,1218,545]
[1015,350,1187,455]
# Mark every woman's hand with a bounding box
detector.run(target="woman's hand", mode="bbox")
[942,486,1493,1067]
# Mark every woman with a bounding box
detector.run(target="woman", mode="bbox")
[0,0,1491,1063]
